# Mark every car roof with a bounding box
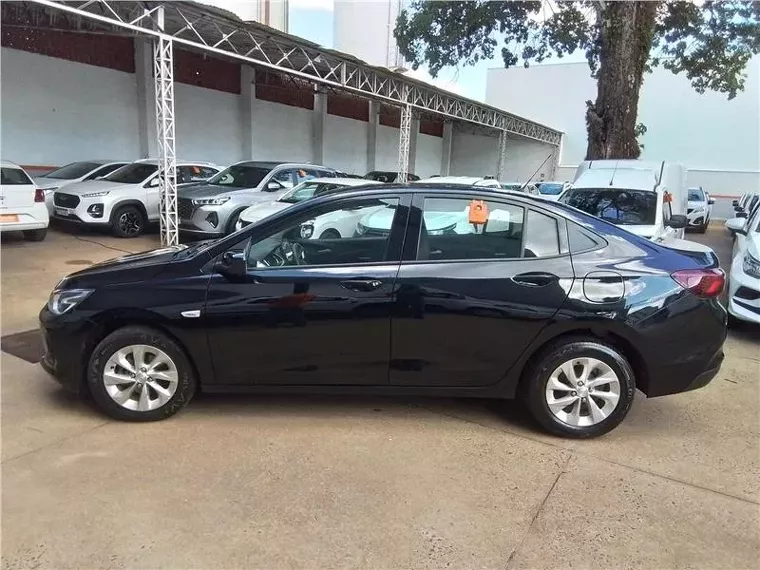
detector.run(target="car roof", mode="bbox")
[134,159,221,167]
[0,160,24,169]
[418,176,491,184]
[230,161,335,169]
[301,177,382,186]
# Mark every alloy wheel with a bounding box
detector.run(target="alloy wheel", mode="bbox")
[119,211,142,236]
[103,344,179,412]
[545,357,621,427]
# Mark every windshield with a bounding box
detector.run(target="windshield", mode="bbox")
[207,164,272,188]
[561,188,658,225]
[43,161,102,180]
[688,188,705,201]
[103,163,157,184]
[279,181,347,204]
[538,182,563,195]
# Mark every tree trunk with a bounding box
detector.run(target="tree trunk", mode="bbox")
[585,2,659,160]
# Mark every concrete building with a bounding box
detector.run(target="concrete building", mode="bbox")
[486,59,760,195]
[198,0,289,31]
[334,0,406,69]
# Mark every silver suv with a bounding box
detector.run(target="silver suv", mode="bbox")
[178,161,337,236]
[52,159,221,237]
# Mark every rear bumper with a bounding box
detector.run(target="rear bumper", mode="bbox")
[0,204,49,232]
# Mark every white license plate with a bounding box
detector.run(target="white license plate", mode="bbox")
[55,207,72,217]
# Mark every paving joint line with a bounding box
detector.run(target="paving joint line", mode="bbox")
[2,420,112,464]
[422,405,760,506]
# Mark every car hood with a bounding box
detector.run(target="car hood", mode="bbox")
[179,183,260,199]
[61,246,188,287]
[55,179,130,195]
[239,201,289,222]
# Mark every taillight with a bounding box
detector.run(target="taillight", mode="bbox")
[671,268,725,298]
[34,189,45,203]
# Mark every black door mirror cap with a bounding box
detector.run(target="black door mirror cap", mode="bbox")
[737,211,749,219]
[666,215,688,229]
[214,251,247,279]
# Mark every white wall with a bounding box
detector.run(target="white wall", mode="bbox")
[503,135,555,182]
[415,133,442,178]
[324,114,367,174]
[376,124,400,172]
[334,1,404,68]
[486,57,760,195]
[0,47,140,165]
[175,82,243,166]
[250,98,313,162]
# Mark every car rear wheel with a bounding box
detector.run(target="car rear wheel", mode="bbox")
[524,339,635,438]
[23,228,47,241]
[87,326,196,421]
[112,205,146,238]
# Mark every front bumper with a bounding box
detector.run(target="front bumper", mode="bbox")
[686,209,708,227]
[51,197,108,226]
[728,257,760,324]
[38,307,95,394]
[178,197,236,235]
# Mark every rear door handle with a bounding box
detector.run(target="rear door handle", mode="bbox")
[512,272,557,287]
[340,279,383,292]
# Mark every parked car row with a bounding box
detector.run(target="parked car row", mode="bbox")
[725,191,760,326]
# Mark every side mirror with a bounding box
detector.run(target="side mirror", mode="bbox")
[213,251,247,280]
[734,205,745,212]
[726,217,747,234]
[666,214,688,229]
[708,198,715,205]
[146,177,160,188]
[265,181,282,192]
[737,211,749,219]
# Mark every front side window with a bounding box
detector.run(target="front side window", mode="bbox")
[1,167,32,185]
[178,165,218,184]
[207,164,273,188]
[43,161,101,180]
[103,163,157,184]
[295,168,320,184]
[246,198,400,268]
[271,169,296,189]
[561,188,657,226]
[416,197,524,261]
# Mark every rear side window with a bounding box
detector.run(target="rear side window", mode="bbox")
[524,210,560,257]
[416,197,524,261]
[568,222,602,253]
[1,168,32,185]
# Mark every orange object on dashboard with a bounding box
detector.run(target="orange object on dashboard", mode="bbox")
[663,192,673,203]
[469,200,489,224]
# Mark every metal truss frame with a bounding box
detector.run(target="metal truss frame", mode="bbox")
[397,103,412,182]
[152,6,178,246]
[23,0,562,146]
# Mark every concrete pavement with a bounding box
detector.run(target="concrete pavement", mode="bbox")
[1,225,758,569]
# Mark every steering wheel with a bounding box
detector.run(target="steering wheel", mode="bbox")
[280,238,306,266]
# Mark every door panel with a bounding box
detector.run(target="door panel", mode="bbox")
[390,194,574,388]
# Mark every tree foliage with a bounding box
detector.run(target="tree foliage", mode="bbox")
[396,1,760,99]
[395,1,760,159]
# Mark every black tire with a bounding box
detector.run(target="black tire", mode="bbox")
[523,338,636,438]
[87,326,197,421]
[111,205,146,238]
[318,229,341,239]
[697,222,708,234]
[23,228,47,241]
[225,210,244,235]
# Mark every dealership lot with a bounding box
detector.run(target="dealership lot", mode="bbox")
[1,224,758,569]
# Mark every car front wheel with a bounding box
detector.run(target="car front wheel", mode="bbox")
[87,326,196,421]
[524,339,635,438]
[111,205,146,238]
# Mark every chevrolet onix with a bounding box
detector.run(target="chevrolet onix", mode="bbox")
[40,185,727,438]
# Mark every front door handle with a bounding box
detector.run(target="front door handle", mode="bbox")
[340,279,383,292]
[512,272,557,287]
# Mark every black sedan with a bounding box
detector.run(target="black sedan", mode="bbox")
[39,184,727,438]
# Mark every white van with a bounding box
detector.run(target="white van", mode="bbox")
[560,160,688,243]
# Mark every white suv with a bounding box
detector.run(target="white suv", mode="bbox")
[52,159,221,237]
[0,161,49,241]
[34,160,130,215]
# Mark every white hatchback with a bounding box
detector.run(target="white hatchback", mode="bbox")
[0,161,49,241]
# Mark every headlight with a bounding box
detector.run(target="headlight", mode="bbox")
[47,289,93,315]
[193,196,230,206]
[742,253,760,279]
[81,191,110,198]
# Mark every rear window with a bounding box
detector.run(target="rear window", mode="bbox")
[1,167,32,185]
[43,161,101,180]
[561,188,658,226]
[688,188,705,201]
[103,163,158,184]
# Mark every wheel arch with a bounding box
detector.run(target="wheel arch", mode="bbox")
[79,310,203,395]
[507,322,650,398]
